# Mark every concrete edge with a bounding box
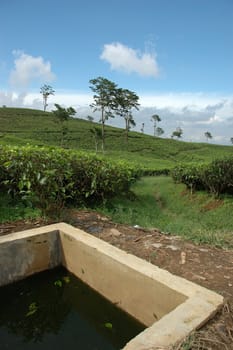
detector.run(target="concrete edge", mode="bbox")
[0,222,224,349]
[57,223,224,301]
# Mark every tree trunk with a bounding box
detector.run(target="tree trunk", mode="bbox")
[101,107,105,152]
[125,118,129,144]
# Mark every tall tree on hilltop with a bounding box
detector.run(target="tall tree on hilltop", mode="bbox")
[151,114,161,137]
[40,84,55,112]
[115,88,140,143]
[204,131,213,142]
[141,123,145,133]
[52,103,76,146]
[89,77,118,152]
[155,126,164,137]
[171,127,183,139]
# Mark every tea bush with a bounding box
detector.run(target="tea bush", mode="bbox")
[0,145,140,214]
[201,158,233,196]
[171,163,206,193]
[171,157,233,196]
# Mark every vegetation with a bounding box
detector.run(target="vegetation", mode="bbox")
[0,106,233,249]
[0,107,232,171]
[40,84,55,112]
[0,145,140,215]
[172,157,233,196]
[89,77,118,152]
[151,114,161,137]
[89,77,140,151]
[98,176,233,248]
[204,131,213,142]
[115,88,139,144]
[172,127,183,139]
[155,126,164,137]
[52,104,76,146]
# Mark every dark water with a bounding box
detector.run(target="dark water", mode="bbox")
[0,267,145,350]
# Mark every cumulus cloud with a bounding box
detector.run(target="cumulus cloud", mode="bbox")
[9,51,55,89]
[100,42,159,77]
[0,91,27,107]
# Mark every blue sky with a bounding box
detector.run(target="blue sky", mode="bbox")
[1,0,233,144]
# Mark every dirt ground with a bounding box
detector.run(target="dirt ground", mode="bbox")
[0,209,233,350]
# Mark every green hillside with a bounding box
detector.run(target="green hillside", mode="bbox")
[0,107,232,170]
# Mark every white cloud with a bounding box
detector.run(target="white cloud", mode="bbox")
[0,91,27,107]
[100,42,159,78]
[139,92,226,109]
[9,51,55,89]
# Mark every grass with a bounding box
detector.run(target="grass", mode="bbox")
[97,176,233,248]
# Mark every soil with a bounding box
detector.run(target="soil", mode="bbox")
[0,210,233,350]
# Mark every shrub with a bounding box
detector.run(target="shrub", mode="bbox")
[171,163,205,193]
[171,157,233,196]
[0,145,140,214]
[201,157,233,196]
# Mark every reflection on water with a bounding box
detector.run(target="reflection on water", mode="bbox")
[0,267,145,349]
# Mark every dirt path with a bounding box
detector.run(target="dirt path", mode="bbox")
[1,210,233,349]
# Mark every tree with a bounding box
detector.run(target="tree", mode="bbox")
[171,127,183,139]
[141,123,145,133]
[151,114,161,137]
[40,84,55,112]
[87,115,94,122]
[115,88,140,143]
[230,137,233,144]
[52,103,76,146]
[204,131,213,142]
[155,127,164,137]
[89,77,118,152]
[90,126,102,152]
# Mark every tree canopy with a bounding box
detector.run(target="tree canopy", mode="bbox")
[204,131,213,142]
[40,84,55,112]
[89,77,118,151]
[115,88,140,142]
[172,127,183,139]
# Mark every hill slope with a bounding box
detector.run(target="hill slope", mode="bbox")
[0,107,232,170]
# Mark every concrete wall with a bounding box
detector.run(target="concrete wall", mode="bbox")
[0,226,61,286]
[60,228,187,326]
[0,223,224,349]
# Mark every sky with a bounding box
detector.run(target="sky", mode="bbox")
[1,0,233,144]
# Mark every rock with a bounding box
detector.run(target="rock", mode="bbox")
[86,226,102,234]
[166,245,180,251]
[151,243,163,249]
[109,228,123,237]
